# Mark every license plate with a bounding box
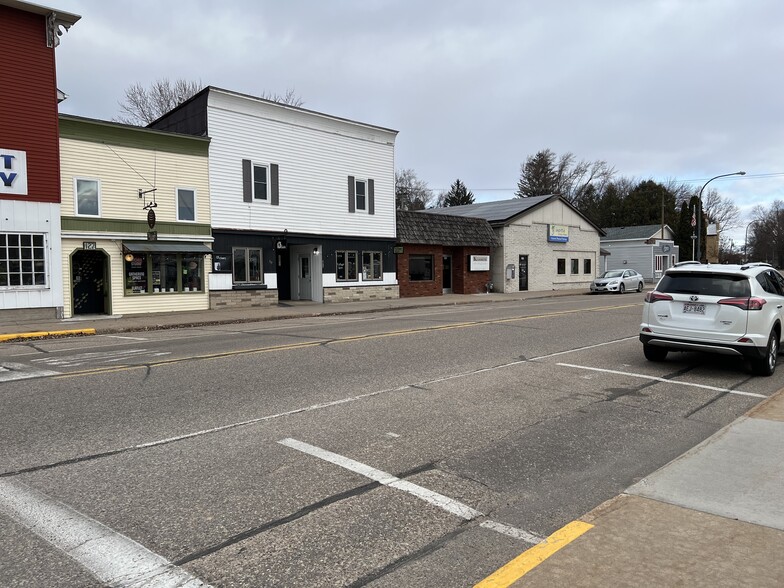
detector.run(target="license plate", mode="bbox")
[683,303,705,314]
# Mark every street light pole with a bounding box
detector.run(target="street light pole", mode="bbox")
[696,171,746,262]
[744,220,757,263]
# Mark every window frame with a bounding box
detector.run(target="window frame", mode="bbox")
[74,177,101,217]
[253,164,268,201]
[584,259,592,274]
[125,253,205,295]
[571,259,580,275]
[232,246,264,285]
[0,232,47,288]
[409,254,434,282]
[557,258,566,275]
[362,251,383,281]
[176,187,197,222]
[355,179,367,212]
[336,250,359,281]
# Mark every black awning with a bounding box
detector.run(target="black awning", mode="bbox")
[123,241,213,255]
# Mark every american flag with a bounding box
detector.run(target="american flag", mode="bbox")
[691,211,696,227]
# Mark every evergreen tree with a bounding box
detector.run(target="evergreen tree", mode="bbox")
[441,179,475,207]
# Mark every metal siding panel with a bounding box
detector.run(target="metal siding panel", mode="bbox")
[206,104,395,238]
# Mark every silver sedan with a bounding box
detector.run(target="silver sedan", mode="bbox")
[590,269,644,294]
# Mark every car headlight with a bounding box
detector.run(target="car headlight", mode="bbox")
[609,280,618,285]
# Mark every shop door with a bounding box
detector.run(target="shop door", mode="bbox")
[276,248,291,301]
[518,255,529,291]
[442,255,452,293]
[298,255,312,300]
[72,250,107,315]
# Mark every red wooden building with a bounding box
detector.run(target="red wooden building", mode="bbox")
[0,0,79,319]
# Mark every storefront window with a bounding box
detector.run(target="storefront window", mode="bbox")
[125,254,148,294]
[125,253,204,294]
[184,255,203,291]
[152,254,179,292]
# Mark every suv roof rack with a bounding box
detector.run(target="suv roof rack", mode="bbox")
[740,262,773,270]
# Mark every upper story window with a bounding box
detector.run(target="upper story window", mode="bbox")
[355,179,366,211]
[348,176,374,214]
[177,188,196,222]
[253,165,268,200]
[75,178,100,217]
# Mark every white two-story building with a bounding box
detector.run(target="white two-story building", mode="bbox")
[150,87,399,306]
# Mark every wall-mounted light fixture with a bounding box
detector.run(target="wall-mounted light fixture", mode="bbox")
[124,253,134,262]
[313,247,319,255]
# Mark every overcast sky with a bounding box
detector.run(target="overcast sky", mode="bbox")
[52,0,784,244]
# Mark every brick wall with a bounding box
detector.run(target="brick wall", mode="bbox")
[323,284,399,303]
[210,289,278,310]
[397,244,443,297]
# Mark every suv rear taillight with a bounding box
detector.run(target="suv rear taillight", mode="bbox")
[718,297,767,310]
[644,291,673,303]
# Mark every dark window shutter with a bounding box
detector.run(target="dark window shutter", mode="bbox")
[368,179,375,215]
[242,159,252,203]
[348,176,355,213]
[270,164,279,206]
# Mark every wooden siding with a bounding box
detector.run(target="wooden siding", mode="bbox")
[206,91,396,239]
[60,136,211,228]
[0,6,60,203]
[61,238,209,318]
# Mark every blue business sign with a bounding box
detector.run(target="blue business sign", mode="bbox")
[548,224,569,243]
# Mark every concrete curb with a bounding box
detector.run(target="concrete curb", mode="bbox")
[0,329,96,343]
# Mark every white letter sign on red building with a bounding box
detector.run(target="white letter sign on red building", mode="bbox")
[0,148,28,196]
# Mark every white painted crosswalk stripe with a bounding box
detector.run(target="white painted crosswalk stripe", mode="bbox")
[0,479,211,587]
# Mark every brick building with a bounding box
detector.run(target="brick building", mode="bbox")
[395,210,498,297]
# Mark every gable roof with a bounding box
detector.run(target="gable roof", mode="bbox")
[602,224,672,241]
[421,195,605,235]
[396,211,498,247]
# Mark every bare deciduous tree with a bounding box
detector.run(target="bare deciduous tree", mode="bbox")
[116,79,304,126]
[516,148,615,203]
[395,169,433,210]
[702,188,741,233]
[116,78,204,125]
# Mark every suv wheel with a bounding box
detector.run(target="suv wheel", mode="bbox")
[752,330,779,377]
[618,283,625,294]
[637,281,643,292]
[643,343,668,362]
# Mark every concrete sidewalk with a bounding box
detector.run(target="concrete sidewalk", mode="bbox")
[496,387,784,587]
[0,289,589,341]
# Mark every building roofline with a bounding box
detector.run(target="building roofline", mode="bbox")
[59,113,211,143]
[1,0,80,25]
[148,86,399,136]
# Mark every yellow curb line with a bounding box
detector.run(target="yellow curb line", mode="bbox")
[474,520,594,588]
[0,329,96,342]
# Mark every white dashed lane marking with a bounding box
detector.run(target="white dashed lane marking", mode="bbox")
[556,363,766,398]
[278,438,545,545]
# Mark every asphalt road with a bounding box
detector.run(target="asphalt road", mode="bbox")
[1,293,780,587]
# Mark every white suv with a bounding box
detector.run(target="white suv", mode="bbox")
[640,262,784,376]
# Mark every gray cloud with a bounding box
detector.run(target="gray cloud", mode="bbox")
[54,0,784,241]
